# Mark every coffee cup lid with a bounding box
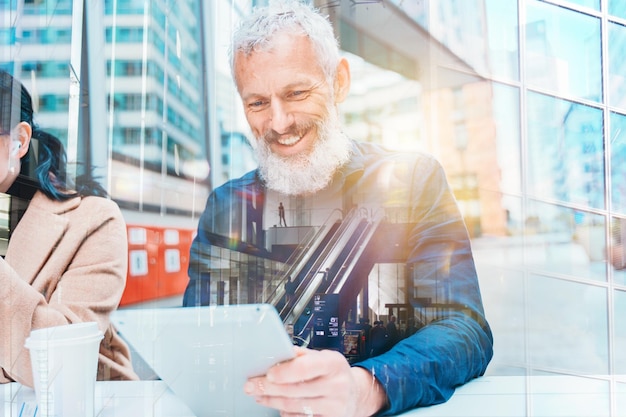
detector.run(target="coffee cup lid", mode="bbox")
[25,322,103,349]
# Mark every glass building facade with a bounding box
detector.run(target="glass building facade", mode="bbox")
[1,0,626,413]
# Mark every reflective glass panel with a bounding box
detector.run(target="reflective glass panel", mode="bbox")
[527,92,605,209]
[105,1,210,216]
[22,0,72,15]
[561,0,600,10]
[608,22,626,111]
[525,1,602,102]
[611,112,626,215]
[342,53,422,152]
[493,82,522,196]
[526,201,606,281]
[0,0,78,179]
[609,0,626,20]
[472,229,526,375]
[610,216,626,282]
[618,381,626,417]
[485,0,519,80]
[528,274,608,374]
[615,290,626,374]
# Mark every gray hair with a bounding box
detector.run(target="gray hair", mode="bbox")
[230,0,341,83]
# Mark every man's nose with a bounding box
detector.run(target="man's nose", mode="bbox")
[269,99,294,135]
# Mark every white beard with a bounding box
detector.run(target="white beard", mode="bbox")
[252,110,352,196]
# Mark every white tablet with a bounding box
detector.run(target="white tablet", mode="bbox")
[111,304,296,417]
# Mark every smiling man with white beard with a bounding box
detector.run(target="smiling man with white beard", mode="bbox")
[183,2,493,416]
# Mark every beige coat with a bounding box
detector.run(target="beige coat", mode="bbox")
[0,191,138,386]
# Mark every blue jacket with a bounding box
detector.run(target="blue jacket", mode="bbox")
[184,141,493,415]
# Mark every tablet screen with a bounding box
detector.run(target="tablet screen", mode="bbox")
[111,304,295,416]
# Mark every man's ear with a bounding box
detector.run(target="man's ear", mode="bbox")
[13,121,31,158]
[334,57,351,104]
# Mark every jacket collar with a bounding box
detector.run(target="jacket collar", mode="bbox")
[5,191,81,284]
[323,140,366,195]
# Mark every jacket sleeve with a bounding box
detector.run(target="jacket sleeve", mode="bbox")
[183,190,220,307]
[354,155,493,415]
[183,176,254,307]
[0,260,47,385]
[0,196,137,386]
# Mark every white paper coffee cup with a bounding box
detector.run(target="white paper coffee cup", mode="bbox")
[24,322,103,417]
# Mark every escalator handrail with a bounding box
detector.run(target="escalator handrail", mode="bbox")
[327,209,385,294]
[280,208,363,318]
[281,208,367,322]
[265,208,344,306]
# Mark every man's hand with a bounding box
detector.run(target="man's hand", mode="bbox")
[244,347,387,417]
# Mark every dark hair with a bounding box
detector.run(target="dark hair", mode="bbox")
[0,70,107,200]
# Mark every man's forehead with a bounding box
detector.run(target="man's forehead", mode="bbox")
[237,32,311,59]
[234,41,325,94]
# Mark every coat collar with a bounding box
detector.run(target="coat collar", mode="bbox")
[321,140,366,195]
[5,191,81,284]
[27,190,82,214]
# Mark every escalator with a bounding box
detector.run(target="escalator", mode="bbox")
[281,210,384,343]
[265,209,344,309]
[278,208,364,320]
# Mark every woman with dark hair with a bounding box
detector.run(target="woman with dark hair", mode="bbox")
[0,70,138,386]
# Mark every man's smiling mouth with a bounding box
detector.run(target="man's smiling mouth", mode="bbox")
[276,135,302,146]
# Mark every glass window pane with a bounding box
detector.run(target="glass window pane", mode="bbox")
[493,83,521,195]
[525,1,602,102]
[528,274,608,374]
[343,53,423,153]
[562,0,600,10]
[608,22,626,111]
[106,1,210,215]
[473,231,526,374]
[618,381,626,417]
[386,0,493,83]
[471,194,524,373]
[612,108,626,281]
[611,112,626,214]
[527,92,605,209]
[609,0,626,20]
[610,217,626,281]
[615,290,626,374]
[0,1,76,157]
[526,201,607,281]
[485,0,519,80]
[23,0,72,15]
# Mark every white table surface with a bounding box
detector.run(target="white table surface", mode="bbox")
[404,374,626,417]
[2,380,195,417]
[3,375,625,417]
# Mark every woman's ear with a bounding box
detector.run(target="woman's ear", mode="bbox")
[334,57,351,104]
[13,121,31,158]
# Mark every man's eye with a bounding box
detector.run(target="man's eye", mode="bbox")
[249,100,267,109]
[288,90,310,100]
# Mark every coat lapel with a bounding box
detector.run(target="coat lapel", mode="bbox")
[5,192,78,285]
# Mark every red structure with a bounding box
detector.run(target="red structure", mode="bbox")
[121,225,195,306]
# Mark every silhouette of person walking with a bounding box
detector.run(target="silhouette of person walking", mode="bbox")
[386,315,400,349]
[278,202,287,227]
[284,275,296,304]
[321,267,330,282]
[369,320,389,357]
